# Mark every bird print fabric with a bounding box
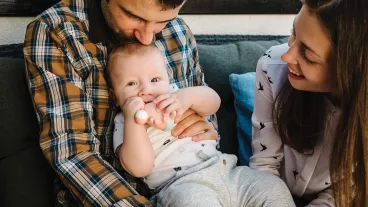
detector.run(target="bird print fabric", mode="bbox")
[248,44,339,206]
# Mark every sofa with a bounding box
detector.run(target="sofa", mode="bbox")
[0,35,288,206]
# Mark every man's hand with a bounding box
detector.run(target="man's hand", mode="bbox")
[171,109,218,141]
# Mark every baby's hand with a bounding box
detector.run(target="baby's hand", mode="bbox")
[154,93,180,122]
[123,97,144,120]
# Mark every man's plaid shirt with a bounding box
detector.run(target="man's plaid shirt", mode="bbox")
[23,0,217,206]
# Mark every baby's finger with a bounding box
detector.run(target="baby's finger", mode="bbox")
[169,110,177,120]
[164,102,179,116]
[157,96,176,112]
[154,94,171,104]
[125,97,144,110]
[148,117,156,126]
[163,116,168,124]
[134,99,145,110]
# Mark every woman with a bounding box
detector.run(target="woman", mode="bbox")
[249,0,367,206]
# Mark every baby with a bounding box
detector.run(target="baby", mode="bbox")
[108,44,295,207]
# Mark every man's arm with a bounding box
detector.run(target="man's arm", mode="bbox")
[24,20,150,206]
[186,24,219,129]
[168,18,219,141]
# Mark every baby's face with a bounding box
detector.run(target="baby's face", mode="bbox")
[110,49,170,108]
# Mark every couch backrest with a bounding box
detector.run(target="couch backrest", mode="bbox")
[0,57,55,206]
[0,57,40,158]
[198,38,288,155]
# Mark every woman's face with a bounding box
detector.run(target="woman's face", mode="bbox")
[281,5,334,92]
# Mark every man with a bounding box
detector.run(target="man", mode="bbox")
[23,0,218,206]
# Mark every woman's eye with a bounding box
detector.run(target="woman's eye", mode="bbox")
[301,47,316,64]
[151,78,159,82]
[127,82,137,86]
[303,55,315,64]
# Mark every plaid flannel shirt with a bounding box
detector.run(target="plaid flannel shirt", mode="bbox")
[23,0,217,206]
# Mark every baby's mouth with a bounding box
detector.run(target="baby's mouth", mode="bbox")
[141,96,155,104]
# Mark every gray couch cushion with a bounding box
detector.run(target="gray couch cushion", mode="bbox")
[0,57,55,206]
[198,38,288,155]
[0,145,55,206]
[0,58,40,158]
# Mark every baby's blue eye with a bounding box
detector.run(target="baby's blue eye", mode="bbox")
[127,82,137,86]
[151,78,159,82]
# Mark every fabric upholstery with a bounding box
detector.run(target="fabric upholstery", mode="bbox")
[229,72,256,166]
[0,58,40,158]
[198,38,287,156]
[0,58,55,206]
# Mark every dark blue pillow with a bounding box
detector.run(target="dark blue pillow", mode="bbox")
[229,72,256,166]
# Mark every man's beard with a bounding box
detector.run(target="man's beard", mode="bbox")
[101,0,138,44]
[100,0,155,45]
[112,30,139,44]
[112,29,156,45]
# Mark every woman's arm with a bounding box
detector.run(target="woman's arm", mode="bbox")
[306,188,335,207]
[249,56,284,176]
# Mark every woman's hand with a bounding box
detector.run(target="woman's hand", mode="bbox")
[171,109,218,141]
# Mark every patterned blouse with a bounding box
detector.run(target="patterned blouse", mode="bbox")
[250,43,340,207]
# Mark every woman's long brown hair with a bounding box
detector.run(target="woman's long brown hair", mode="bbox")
[273,0,368,206]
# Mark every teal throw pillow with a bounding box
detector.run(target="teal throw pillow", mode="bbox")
[229,72,256,166]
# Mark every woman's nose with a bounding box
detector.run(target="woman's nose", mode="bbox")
[281,38,299,65]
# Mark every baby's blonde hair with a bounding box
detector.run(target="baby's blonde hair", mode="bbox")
[107,43,161,74]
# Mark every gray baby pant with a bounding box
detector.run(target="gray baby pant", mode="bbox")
[150,152,295,207]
